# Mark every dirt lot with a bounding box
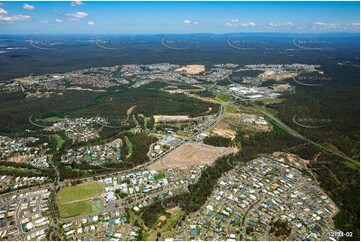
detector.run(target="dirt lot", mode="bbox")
[269,152,310,169]
[211,121,237,139]
[148,142,237,170]
[66,87,106,92]
[175,65,205,75]
[238,113,271,132]
[7,155,29,163]
[153,115,206,123]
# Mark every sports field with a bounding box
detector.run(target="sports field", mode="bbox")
[56,181,104,218]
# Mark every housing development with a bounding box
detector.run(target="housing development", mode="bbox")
[0,59,350,241]
[1,0,360,241]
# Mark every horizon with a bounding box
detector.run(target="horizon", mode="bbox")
[1,32,360,36]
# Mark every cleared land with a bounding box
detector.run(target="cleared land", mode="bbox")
[56,181,104,218]
[148,142,237,170]
[66,87,106,92]
[211,120,237,139]
[153,115,205,123]
[6,155,28,163]
[175,65,205,75]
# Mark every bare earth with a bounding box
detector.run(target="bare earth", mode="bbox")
[148,142,237,170]
[6,155,29,163]
[127,105,137,116]
[211,121,237,139]
[153,115,206,123]
[66,86,106,92]
[269,151,310,169]
[175,65,205,75]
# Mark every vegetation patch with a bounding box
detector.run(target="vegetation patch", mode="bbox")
[215,93,232,102]
[203,135,233,147]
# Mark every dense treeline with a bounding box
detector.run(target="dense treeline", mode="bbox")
[203,135,232,147]
[190,90,215,98]
[141,199,171,227]
[270,219,292,237]
[73,89,219,118]
[274,65,360,160]
[0,85,219,133]
[127,133,157,165]
[179,155,235,212]
[0,91,100,133]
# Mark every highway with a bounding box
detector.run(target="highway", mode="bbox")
[250,103,358,165]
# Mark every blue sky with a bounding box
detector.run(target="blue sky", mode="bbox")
[0,1,359,34]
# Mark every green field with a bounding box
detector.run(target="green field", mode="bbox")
[124,136,133,158]
[43,116,61,123]
[56,181,104,218]
[92,198,102,212]
[58,200,93,218]
[153,172,165,181]
[215,93,232,102]
[225,105,238,113]
[56,181,103,203]
[51,134,65,150]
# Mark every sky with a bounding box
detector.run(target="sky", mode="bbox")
[0,1,359,34]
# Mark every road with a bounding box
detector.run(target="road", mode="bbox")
[240,196,264,240]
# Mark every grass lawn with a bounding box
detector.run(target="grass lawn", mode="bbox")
[144,117,151,129]
[43,116,61,123]
[125,136,133,158]
[56,181,103,204]
[176,130,194,137]
[225,105,238,113]
[58,200,93,218]
[215,93,232,102]
[153,172,165,181]
[51,134,65,150]
[92,198,102,212]
[56,182,104,218]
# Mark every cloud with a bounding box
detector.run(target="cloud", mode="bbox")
[0,6,32,22]
[0,14,31,22]
[39,20,48,24]
[87,21,95,25]
[71,1,84,7]
[55,19,63,23]
[311,22,359,31]
[268,22,295,27]
[65,11,88,20]
[23,4,35,10]
[312,22,341,30]
[183,19,203,25]
[313,22,327,26]
[239,22,256,27]
[0,7,7,15]
[226,19,257,27]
